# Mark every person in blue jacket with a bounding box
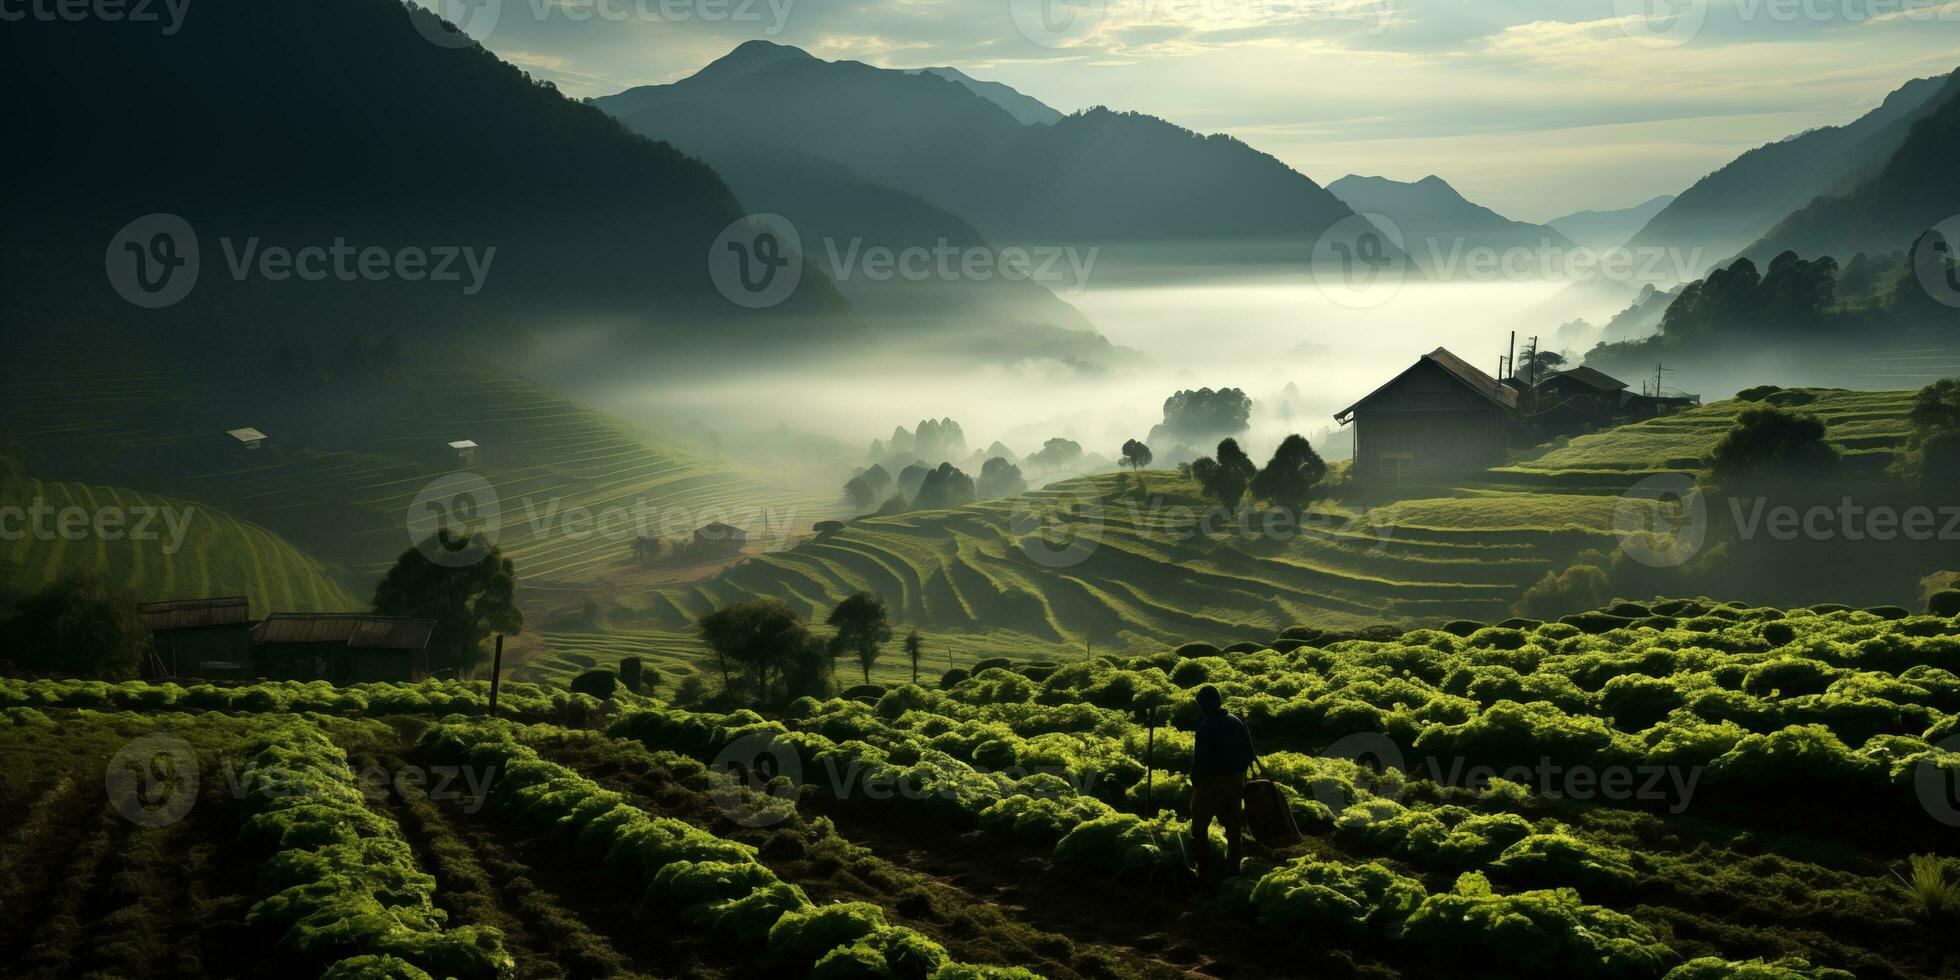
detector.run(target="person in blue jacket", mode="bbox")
[1189,684,1255,877]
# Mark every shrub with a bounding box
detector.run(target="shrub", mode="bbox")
[1399,872,1673,978]
[1516,565,1609,620]
[939,668,970,690]
[570,669,618,701]
[1664,957,1854,979]
[1929,590,1960,618]
[1893,854,1960,921]
[1232,858,1427,935]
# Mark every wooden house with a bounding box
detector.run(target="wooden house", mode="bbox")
[139,596,253,678]
[1333,347,1521,480]
[694,521,747,552]
[251,613,435,684]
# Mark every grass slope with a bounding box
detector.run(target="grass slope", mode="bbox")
[0,479,359,615]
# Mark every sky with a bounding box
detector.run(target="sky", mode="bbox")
[428,0,1960,221]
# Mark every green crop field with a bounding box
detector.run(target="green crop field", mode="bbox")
[0,479,360,615]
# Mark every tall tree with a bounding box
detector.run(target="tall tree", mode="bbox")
[373,530,523,674]
[697,598,818,700]
[1193,438,1258,511]
[1707,405,1840,490]
[903,628,925,684]
[1250,434,1327,512]
[827,591,894,684]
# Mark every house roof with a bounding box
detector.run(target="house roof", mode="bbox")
[697,521,746,535]
[1334,347,1519,423]
[251,613,435,651]
[447,440,478,450]
[1544,366,1628,393]
[227,427,267,443]
[139,596,251,631]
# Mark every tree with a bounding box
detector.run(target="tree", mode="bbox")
[1894,378,1960,490]
[697,599,818,700]
[373,530,523,674]
[1150,388,1252,446]
[0,572,149,679]
[914,462,976,509]
[977,457,1026,500]
[1192,438,1257,511]
[1706,405,1840,490]
[903,628,925,683]
[1120,439,1153,474]
[1027,437,1083,471]
[1250,434,1327,512]
[827,591,893,684]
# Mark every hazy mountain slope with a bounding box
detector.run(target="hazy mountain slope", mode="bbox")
[1625,70,1957,267]
[1746,84,1960,260]
[0,0,850,370]
[912,67,1064,125]
[1548,195,1676,251]
[1327,174,1576,261]
[595,42,1363,254]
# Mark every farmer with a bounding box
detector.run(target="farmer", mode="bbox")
[1189,684,1256,877]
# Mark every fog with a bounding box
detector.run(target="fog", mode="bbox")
[588,276,1592,483]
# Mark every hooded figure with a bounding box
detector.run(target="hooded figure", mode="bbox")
[1188,685,1256,877]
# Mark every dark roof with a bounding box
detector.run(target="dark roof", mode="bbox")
[1544,366,1628,393]
[139,596,251,631]
[251,613,435,651]
[1335,347,1519,422]
[697,521,746,535]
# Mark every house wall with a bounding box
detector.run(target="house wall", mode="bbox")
[1353,361,1513,478]
[152,625,253,676]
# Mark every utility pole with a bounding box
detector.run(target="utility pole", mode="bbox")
[488,633,504,719]
[1506,331,1516,380]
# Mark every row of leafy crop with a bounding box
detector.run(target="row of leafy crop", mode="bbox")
[607,706,1852,978]
[415,719,1043,979]
[0,676,633,722]
[233,720,515,979]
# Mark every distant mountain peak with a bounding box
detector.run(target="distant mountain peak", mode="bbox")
[695,39,813,82]
[907,67,1065,126]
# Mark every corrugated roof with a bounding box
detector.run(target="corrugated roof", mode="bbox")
[227,427,267,442]
[448,440,478,450]
[252,613,434,651]
[1335,347,1518,422]
[139,596,251,631]
[1546,366,1628,393]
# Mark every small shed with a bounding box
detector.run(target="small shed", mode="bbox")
[694,521,747,552]
[1526,366,1630,438]
[1334,347,1520,480]
[251,613,435,684]
[227,427,268,450]
[448,439,479,467]
[139,596,254,678]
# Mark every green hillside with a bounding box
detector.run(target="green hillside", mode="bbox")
[619,389,1919,654]
[0,479,360,615]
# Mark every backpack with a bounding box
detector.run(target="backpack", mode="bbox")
[1242,757,1301,844]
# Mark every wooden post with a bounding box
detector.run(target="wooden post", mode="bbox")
[488,634,504,719]
[1144,707,1157,817]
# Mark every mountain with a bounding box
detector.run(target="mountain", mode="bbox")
[910,67,1063,125]
[1325,174,1576,269]
[1624,70,1958,270]
[593,42,1365,260]
[1745,83,1960,261]
[0,1,852,377]
[1547,195,1676,252]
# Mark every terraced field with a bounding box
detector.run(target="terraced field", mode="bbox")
[630,389,1922,654]
[515,626,1045,690]
[0,479,360,615]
